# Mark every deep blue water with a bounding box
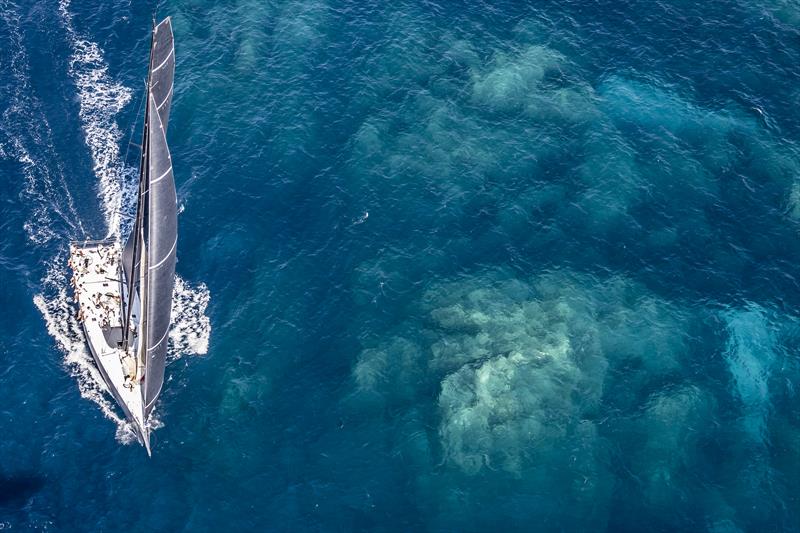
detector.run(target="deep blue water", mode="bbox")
[3,0,800,530]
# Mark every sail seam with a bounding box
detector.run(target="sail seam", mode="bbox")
[148,235,178,270]
[151,166,172,184]
[157,84,173,110]
[153,46,174,72]
[144,381,164,410]
[147,326,170,352]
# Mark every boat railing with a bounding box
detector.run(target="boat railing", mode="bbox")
[69,237,118,247]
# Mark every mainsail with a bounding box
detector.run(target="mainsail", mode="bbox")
[121,17,177,417]
[142,88,177,413]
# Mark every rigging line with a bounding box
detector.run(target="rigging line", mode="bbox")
[153,2,160,27]
[120,76,148,209]
[122,24,155,352]
[122,78,147,170]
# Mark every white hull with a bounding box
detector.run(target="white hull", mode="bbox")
[69,240,151,454]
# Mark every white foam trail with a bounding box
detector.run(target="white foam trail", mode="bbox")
[14,138,55,244]
[26,1,212,445]
[58,0,135,239]
[0,6,80,244]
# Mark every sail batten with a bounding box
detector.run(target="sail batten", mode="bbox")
[148,327,171,352]
[152,166,173,184]
[149,235,178,270]
[153,47,174,72]
[157,86,173,110]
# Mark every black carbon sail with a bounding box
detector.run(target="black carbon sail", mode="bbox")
[149,18,175,133]
[142,87,177,414]
[142,17,176,415]
[122,18,174,287]
[121,17,177,418]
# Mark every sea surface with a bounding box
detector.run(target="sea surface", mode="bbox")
[2,0,800,530]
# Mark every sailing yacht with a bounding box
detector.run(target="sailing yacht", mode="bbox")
[69,17,176,455]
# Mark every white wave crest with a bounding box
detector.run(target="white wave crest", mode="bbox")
[170,277,212,358]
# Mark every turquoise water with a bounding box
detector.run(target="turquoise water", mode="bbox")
[3,0,800,530]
